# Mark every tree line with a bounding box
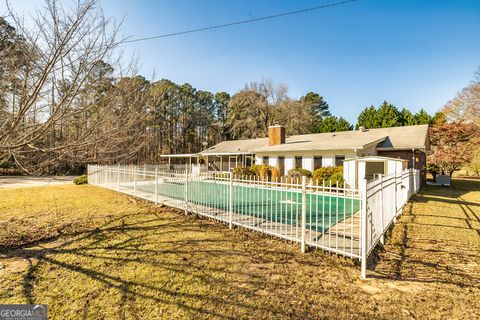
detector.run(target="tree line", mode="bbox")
[0,0,477,176]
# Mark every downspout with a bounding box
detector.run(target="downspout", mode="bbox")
[412,148,415,169]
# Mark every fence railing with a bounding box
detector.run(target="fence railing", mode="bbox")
[360,168,420,278]
[87,164,419,278]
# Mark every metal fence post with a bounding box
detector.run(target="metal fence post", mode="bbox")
[360,178,368,279]
[379,175,384,245]
[154,165,158,204]
[117,164,120,192]
[229,171,233,230]
[134,166,137,197]
[301,175,307,253]
[413,169,418,194]
[394,173,398,222]
[184,171,189,215]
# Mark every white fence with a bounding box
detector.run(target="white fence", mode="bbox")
[87,164,420,278]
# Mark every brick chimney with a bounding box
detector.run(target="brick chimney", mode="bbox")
[268,125,285,146]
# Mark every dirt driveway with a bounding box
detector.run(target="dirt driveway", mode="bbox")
[0,176,76,188]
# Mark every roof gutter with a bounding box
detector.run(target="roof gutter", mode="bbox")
[199,152,255,156]
[376,147,426,152]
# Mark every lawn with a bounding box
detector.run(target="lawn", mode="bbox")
[0,181,479,319]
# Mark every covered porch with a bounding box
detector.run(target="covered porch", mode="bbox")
[201,153,255,172]
[159,154,201,171]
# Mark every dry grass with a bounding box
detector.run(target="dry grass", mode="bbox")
[0,182,479,319]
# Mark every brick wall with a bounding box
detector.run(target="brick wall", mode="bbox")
[377,149,427,183]
[268,126,285,146]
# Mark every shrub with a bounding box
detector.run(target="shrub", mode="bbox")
[250,164,273,179]
[312,166,343,183]
[233,166,255,176]
[212,172,230,179]
[198,156,207,165]
[73,175,88,185]
[427,163,440,181]
[327,172,344,187]
[271,167,281,180]
[287,168,312,178]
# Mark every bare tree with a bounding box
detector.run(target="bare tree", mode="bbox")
[0,0,140,173]
[226,90,265,139]
[227,78,323,138]
[442,66,480,126]
[245,78,288,135]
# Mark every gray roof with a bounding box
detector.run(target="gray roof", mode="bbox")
[200,137,268,155]
[374,124,429,150]
[200,124,429,155]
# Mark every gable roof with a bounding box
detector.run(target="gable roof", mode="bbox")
[200,137,268,155]
[374,124,429,150]
[199,124,429,155]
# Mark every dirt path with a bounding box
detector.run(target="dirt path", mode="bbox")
[0,176,76,189]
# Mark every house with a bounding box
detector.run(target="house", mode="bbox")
[198,124,429,182]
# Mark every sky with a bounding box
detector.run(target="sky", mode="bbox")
[3,0,480,123]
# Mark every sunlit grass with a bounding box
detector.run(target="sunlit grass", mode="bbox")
[0,182,479,319]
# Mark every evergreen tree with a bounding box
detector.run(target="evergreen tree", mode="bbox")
[213,92,231,140]
[356,106,377,128]
[399,108,417,126]
[336,117,353,131]
[374,101,400,128]
[300,92,330,118]
[316,116,352,133]
[300,92,330,131]
[414,108,432,125]
[431,111,446,126]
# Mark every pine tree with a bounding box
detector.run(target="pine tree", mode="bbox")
[316,116,352,133]
[415,108,433,125]
[356,106,377,128]
[400,108,417,126]
[374,101,400,128]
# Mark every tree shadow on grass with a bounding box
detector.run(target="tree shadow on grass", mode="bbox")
[1,211,302,319]
[370,179,480,288]
[420,178,480,199]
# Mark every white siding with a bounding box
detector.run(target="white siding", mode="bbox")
[343,160,356,189]
[387,160,397,174]
[285,156,295,175]
[269,156,278,168]
[255,155,262,165]
[358,162,367,191]
[322,155,335,167]
[302,156,314,172]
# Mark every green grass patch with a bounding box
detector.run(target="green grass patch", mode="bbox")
[0,182,479,319]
